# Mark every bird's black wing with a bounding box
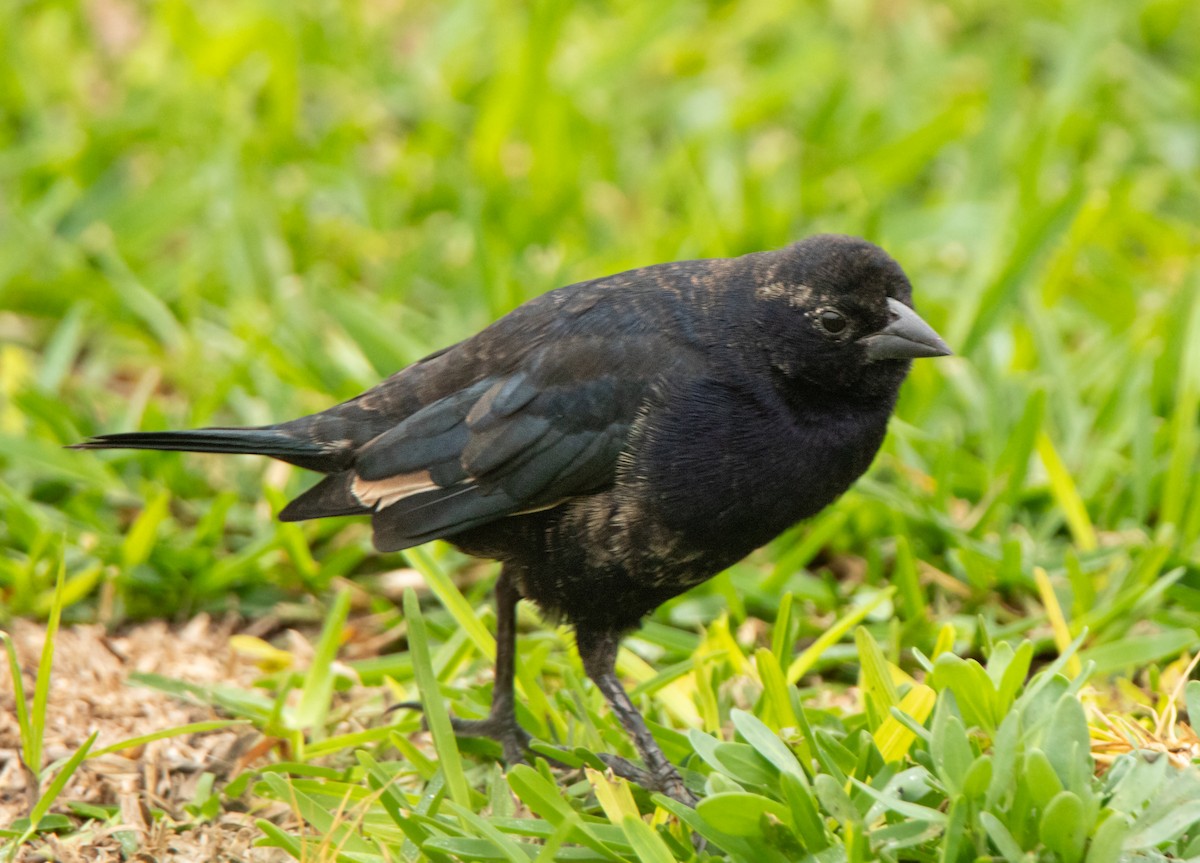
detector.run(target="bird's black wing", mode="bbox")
[280,332,685,551]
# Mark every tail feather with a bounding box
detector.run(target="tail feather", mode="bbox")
[279,472,369,521]
[70,427,339,472]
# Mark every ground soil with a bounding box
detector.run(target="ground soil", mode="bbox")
[1,617,292,862]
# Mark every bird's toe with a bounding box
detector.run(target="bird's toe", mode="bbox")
[598,753,698,808]
[448,714,532,766]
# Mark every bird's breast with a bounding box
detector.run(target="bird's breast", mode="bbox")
[468,378,892,633]
[626,378,892,560]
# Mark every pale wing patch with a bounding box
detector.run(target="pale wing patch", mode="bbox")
[510,498,568,516]
[351,470,439,509]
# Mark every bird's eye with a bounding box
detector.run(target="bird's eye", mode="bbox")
[817,309,847,334]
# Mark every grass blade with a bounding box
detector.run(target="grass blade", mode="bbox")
[404,546,496,660]
[28,552,67,780]
[291,588,351,737]
[788,588,895,684]
[1036,431,1097,552]
[403,588,472,808]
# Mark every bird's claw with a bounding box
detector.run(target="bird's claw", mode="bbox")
[395,701,532,766]
[598,753,704,849]
[448,714,532,766]
[598,753,698,808]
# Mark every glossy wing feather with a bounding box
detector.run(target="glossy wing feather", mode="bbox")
[280,331,688,550]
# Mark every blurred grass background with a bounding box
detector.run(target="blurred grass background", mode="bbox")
[2,0,1199,665]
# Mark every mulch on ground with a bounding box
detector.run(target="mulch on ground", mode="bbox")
[1,616,292,862]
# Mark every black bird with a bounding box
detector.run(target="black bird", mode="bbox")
[73,234,950,804]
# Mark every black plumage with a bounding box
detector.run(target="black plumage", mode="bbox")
[73,234,951,803]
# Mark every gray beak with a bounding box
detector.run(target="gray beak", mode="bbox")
[859,298,952,361]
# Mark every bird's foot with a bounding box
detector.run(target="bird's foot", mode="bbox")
[449,714,532,766]
[598,753,697,808]
[600,756,704,851]
[395,701,531,765]
[395,702,580,770]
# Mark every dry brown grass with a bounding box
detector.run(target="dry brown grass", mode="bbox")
[1,617,292,862]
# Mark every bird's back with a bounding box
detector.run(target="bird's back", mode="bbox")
[271,259,728,549]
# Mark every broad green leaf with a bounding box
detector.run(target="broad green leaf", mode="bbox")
[980,811,1026,863]
[1042,696,1092,790]
[813,774,859,828]
[619,816,677,863]
[652,795,761,861]
[986,710,1021,810]
[1187,681,1200,732]
[506,765,620,861]
[1079,630,1197,678]
[731,708,803,777]
[689,728,778,787]
[931,695,974,794]
[780,771,827,851]
[929,654,997,731]
[1085,813,1131,863]
[848,776,949,824]
[1040,791,1089,863]
[696,792,792,836]
[962,755,992,800]
[1125,799,1200,850]
[1024,748,1065,810]
[995,641,1034,714]
[939,797,968,863]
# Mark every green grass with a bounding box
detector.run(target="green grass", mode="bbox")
[2,0,1200,859]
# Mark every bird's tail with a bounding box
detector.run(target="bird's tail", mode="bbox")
[70,427,337,472]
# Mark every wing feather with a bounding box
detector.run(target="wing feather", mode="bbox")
[279,327,703,550]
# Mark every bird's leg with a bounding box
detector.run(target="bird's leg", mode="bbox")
[445,568,531,765]
[576,627,696,807]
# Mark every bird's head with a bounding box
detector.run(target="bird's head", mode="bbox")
[750,234,951,400]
